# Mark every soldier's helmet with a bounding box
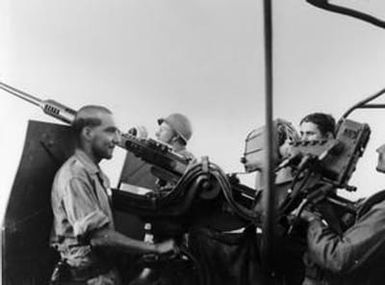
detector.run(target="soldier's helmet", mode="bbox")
[158,113,192,145]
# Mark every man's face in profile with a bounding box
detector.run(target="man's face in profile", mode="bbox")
[155,122,176,145]
[91,113,119,160]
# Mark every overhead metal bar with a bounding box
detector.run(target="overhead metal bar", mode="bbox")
[306,0,385,29]
[356,104,385,109]
[340,87,385,120]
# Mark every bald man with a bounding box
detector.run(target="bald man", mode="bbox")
[50,105,175,285]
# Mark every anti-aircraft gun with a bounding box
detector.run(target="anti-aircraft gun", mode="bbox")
[0,82,243,217]
[1,81,375,228]
[2,80,383,284]
[114,133,259,222]
[0,81,256,220]
[0,81,258,285]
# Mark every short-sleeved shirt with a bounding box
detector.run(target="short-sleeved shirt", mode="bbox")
[50,149,114,268]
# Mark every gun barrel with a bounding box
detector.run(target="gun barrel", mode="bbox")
[41,99,77,124]
[0,81,77,124]
[0,81,42,107]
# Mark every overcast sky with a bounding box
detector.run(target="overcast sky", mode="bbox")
[1,0,385,220]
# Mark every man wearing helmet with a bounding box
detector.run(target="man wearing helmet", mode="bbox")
[130,113,197,284]
[155,113,196,162]
[151,113,197,243]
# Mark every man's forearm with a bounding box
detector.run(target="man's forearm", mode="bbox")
[90,227,158,254]
[306,210,385,275]
[306,219,350,273]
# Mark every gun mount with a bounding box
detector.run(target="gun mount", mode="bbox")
[278,119,370,233]
[1,81,260,223]
[283,119,370,189]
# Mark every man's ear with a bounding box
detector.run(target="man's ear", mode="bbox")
[81,126,94,142]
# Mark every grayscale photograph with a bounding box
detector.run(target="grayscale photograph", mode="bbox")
[1,1,385,284]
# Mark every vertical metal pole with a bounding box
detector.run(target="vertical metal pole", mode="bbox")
[262,0,276,274]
